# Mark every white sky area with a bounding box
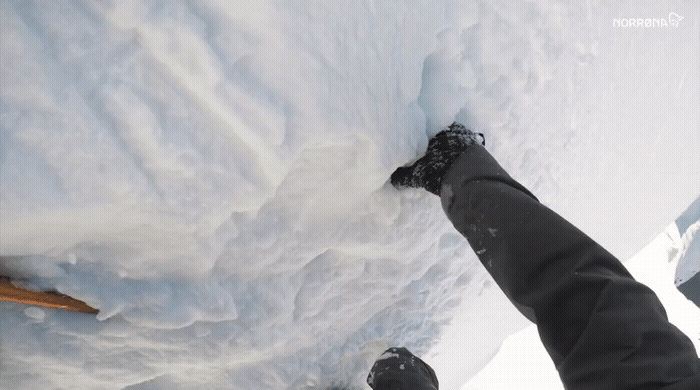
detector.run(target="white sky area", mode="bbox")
[1,1,698,389]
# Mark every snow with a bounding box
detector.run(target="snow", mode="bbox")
[375,351,400,362]
[24,307,46,322]
[1,1,698,389]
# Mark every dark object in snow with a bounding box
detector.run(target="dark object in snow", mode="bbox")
[390,122,483,196]
[384,123,700,389]
[367,347,438,390]
[0,276,99,314]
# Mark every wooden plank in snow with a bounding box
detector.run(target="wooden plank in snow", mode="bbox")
[0,276,99,314]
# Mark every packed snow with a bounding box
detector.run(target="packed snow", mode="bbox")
[1,1,698,389]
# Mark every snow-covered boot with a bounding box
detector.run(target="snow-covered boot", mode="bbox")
[391,122,483,196]
[366,347,439,390]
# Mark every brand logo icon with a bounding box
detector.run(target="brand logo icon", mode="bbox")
[613,12,684,28]
[668,12,684,28]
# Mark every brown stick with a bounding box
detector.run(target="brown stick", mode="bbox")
[0,276,99,314]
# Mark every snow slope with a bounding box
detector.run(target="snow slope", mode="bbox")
[1,1,698,389]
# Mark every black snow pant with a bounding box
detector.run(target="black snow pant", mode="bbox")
[371,144,700,390]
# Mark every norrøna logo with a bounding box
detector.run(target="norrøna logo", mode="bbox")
[613,12,684,28]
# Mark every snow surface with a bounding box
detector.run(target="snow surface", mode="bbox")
[1,1,698,389]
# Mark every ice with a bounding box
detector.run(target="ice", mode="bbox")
[1,1,698,389]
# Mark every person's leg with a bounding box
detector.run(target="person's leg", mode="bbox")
[367,347,439,390]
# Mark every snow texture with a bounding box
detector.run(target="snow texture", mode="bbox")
[376,351,401,362]
[1,1,698,389]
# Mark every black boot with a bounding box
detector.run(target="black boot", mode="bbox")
[366,347,439,390]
